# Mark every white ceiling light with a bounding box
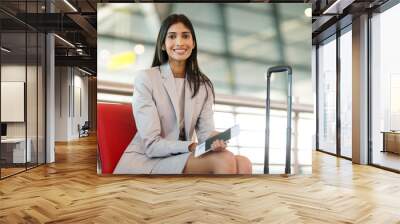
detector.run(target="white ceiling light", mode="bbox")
[134,44,145,55]
[54,34,75,48]
[1,47,11,53]
[63,0,78,12]
[304,8,312,17]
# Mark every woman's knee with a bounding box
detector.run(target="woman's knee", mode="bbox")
[211,151,237,174]
[235,155,252,174]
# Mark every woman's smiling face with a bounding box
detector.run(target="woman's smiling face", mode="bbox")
[163,22,195,63]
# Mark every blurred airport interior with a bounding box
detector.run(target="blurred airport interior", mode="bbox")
[97,3,313,174]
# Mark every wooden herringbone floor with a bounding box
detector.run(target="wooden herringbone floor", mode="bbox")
[1,135,400,223]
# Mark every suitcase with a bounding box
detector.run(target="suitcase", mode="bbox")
[264,66,293,174]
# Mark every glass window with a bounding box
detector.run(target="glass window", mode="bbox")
[371,4,400,171]
[214,105,312,174]
[228,33,279,62]
[339,28,352,158]
[0,1,46,179]
[1,30,28,177]
[195,27,225,54]
[198,54,231,94]
[297,113,313,166]
[226,5,274,34]
[317,36,337,155]
[173,4,221,27]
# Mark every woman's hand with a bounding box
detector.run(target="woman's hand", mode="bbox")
[188,142,197,152]
[211,139,227,152]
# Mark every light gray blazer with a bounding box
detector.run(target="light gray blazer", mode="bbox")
[114,62,215,174]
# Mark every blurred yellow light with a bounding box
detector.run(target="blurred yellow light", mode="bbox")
[107,51,136,71]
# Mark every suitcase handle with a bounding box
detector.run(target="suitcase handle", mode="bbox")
[266,66,292,78]
[264,65,293,174]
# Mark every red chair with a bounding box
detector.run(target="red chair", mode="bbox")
[97,103,136,174]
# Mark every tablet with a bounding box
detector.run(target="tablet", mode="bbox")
[194,124,240,157]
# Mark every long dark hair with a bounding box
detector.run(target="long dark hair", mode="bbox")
[151,14,215,101]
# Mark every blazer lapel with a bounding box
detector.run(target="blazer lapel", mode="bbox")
[184,80,193,141]
[160,63,179,127]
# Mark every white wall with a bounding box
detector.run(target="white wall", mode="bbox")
[55,67,69,141]
[1,65,33,138]
[71,73,89,138]
[55,67,89,141]
[1,63,46,164]
[1,65,26,141]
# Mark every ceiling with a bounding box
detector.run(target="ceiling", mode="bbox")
[1,0,395,75]
[0,0,97,74]
[311,0,390,44]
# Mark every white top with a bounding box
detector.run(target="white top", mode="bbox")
[174,78,185,140]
